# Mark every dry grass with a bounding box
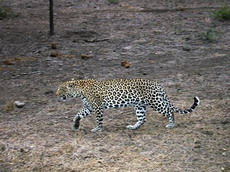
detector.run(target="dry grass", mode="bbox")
[1,99,229,171]
[3,101,15,112]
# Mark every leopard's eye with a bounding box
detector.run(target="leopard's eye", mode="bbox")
[62,95,67,101]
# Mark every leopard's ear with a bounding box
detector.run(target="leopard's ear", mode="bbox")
[68,81,75,88]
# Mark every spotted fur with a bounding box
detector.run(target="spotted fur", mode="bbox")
[56,78,200,132]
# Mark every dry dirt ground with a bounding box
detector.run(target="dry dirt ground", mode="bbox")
[0,0,230,171]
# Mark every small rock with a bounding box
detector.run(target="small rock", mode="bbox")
[194,140,201,144]
[194,144,201,148]
[194,140,201,148]
[123,46,132,50]
[182,47,191,51]
[14,101,25,108]
[154,51,166,55]
[222,152,227,156]
[121,60,131,68]
[20,148,25,153]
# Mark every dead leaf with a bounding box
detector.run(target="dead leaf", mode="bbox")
[81,54,93,60]
[121,60,132,68]
[51,42,58,49]
[3,57,37,65]
[3,60,15,65]
[50,52,61,57]
[4,101,15,112]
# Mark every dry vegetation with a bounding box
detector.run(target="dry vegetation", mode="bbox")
[0,0,230,171]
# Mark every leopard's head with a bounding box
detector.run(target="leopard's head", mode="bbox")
[56,81,82,102]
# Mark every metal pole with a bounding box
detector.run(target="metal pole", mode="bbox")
[49,0,54,35]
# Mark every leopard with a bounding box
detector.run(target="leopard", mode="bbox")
[56,78,200,132]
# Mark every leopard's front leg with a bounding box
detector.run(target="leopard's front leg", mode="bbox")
[126,105,146,130]
[72,107,92,131]
[91,108,104,132]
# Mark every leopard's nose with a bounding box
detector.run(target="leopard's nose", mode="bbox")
[57,97,62,102]
[58,95,67,102]
[57,97,65,102]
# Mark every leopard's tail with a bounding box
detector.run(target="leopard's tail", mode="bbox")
[172,96,200,114]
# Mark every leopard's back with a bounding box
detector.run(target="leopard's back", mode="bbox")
[94,78,164,108]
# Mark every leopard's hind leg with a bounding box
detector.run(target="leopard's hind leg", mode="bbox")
[126,105,146,130]
[151,101,176,128]
[165,111,176,128]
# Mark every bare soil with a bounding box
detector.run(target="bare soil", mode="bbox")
[0,0,230,171]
